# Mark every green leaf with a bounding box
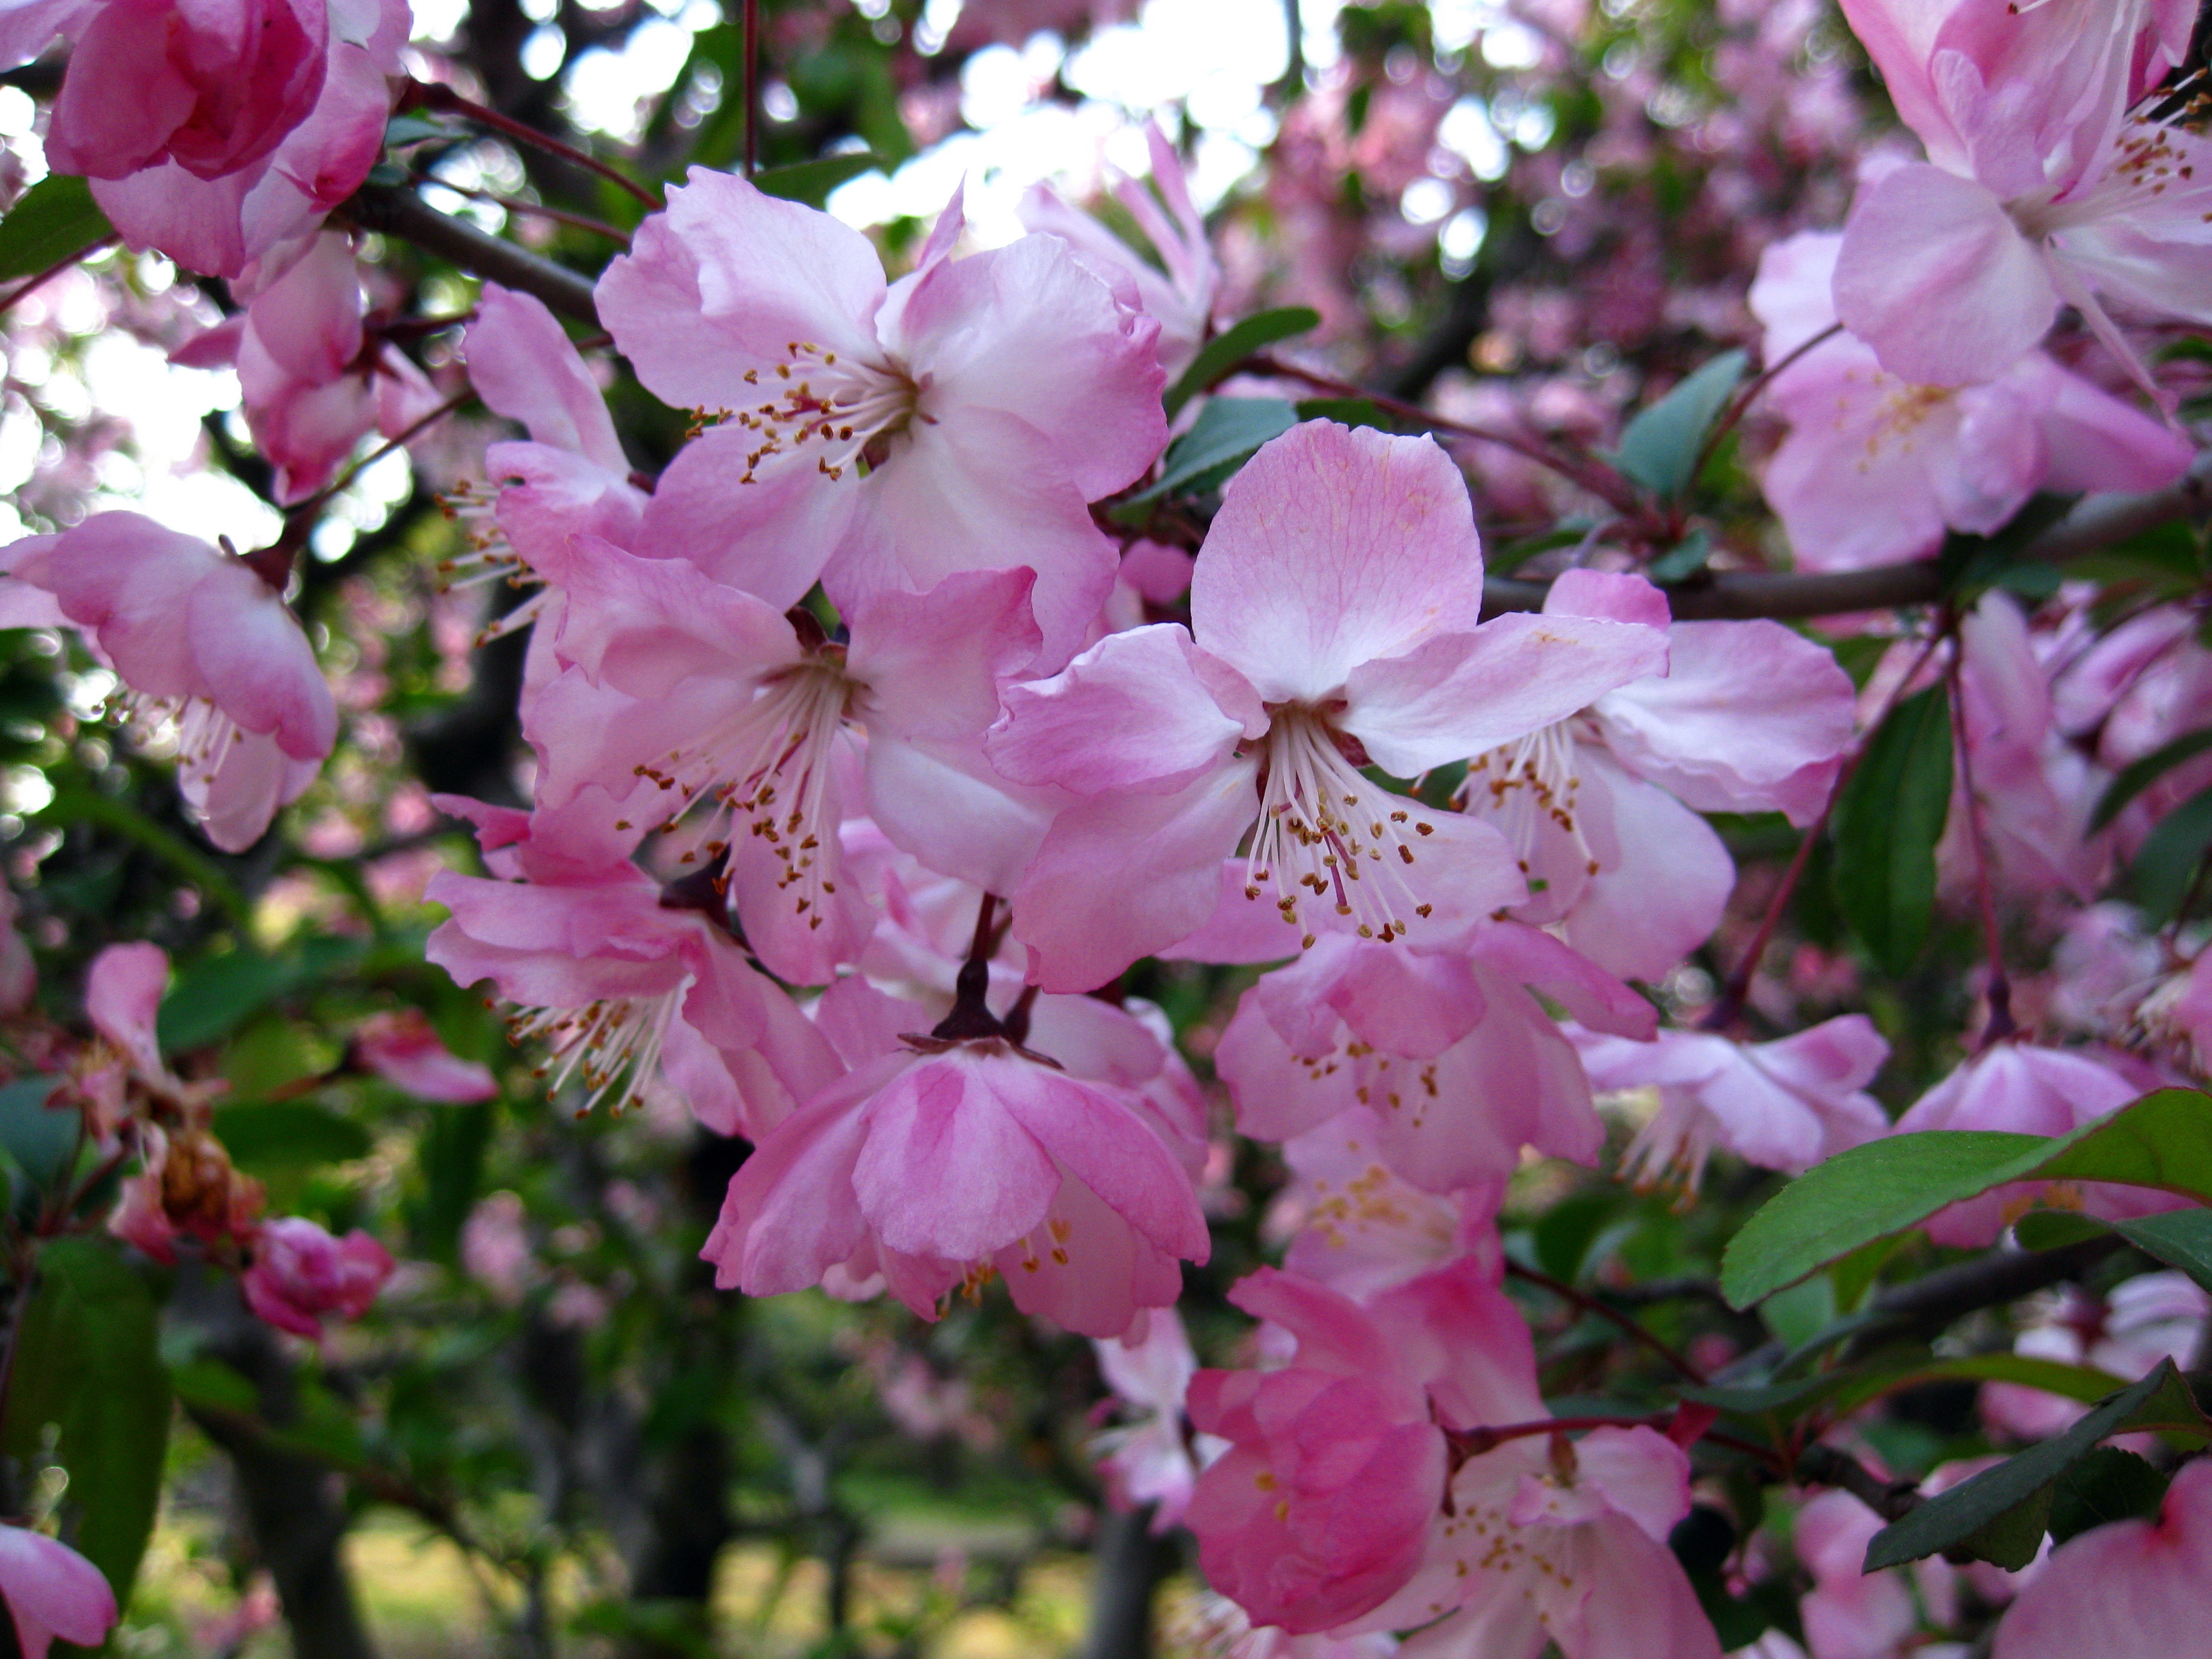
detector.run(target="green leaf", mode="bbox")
[1829,684,1953,976]
[413,1100,494,1264]
[212,1102,372,1171]
[751,152,882,208]
[1608,350,1747,500]
[2125,785,2212,923]
[2,1237,172,1606]
[0,1076,75,1190]
[1646,527,1713,583]
[2090,727,2212,831]
[2113,1208,2212,1293]
[158,950,290,1053]
[1293,396,1403,432]
[0,174,113,284]
[383,114,449,147]
[1164,308,1321,418]
[1723,1090,2212,1309]
[2013,1209,2111,1252]
[1864,1360,2209,1570]
[1758,1275,1837,1350]
[1124,397,1299,504]
[2048,1447,2170,1544]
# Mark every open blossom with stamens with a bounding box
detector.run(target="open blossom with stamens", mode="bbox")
[525,536,1048,985]
[1831,0,2211,393]
[424,786,840,1137]
[597,172,1167,670]
[1750,231,2190,572]
[985,421,1669,993]
[1270,1108,1500,1299]
[1019,122,1220,380]
[701,988,1210,1339]
[1213,921,1654,1196]
[1,515,336,851]
[1453,571,1855,982]
[447,284,649,652]
[1574,1015,1891,1191]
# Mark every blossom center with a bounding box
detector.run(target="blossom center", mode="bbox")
[506,985,687,1118]
[112,689,243,785]
[1457,719,1600,893]
[635,655,855,931]
[435,481,548,645]
[1243,706,1437,947]
[729,343,925,484]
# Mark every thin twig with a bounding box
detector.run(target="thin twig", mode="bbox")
[410,173,633,244]
[743,0,761,179]
[0,233,119,315]
[1504,1260,1709,1385]
[341,185,602,324]
[1796,1443,1922,1521]
[1948,649,2017,1046]
[405,81,660,208]
[1689,322,1843,488]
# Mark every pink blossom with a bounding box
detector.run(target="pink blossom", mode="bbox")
[1215,921,1654,1195]
[1793,1487,1960,1659]
[1981,1271,2208,1441]
[452,283,649,649]
[597,174,1166,669]
[1574,1015,1891,1190]
[2,515,336,851]
[351,1009,498,1103]
[0,1526,117,1659]
[1892,1042,2180,1245]
[84,940,172,1091]
[1020,123,1220,379]
[242,1215,394,1338]
[424,786,841,1136]
[1186,1261,1531,1634]
[1991,1457,2212,1659]
[1271,1108,1498,1299]
[1750,231,2189,572]
[1831,0,2212,392]
[525,537,1050,984]
[1093,1306,1217,1529]
[703,1025,1209,1339]
[986,421,1668,991]
[173,231,440,504]
[460,1191,534,1303]
[1456,571,1855,980]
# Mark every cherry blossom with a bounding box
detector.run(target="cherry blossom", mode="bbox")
[242,1215,395,1339]
[1575,1015,1891,1190]
[1992,1457,2212,1659]
[350,1010,499,1104]
[1091,1306,1218,1529]
[596,174,1166,669]
[1,515,336,851]
[0,1526,118,1659]
[987,420,1669,991]
[1980,1271,2209,1441]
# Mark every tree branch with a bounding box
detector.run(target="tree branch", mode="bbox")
[340,184,602,326]
[1483,451,2212,622]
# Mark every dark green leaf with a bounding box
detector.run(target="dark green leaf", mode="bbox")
[0,174,113,284]
[2113,1208,2212,1293]
[0,1076,75,1189]
[2093,728,2212,831]
[1646,527,1713,583]
[2126,785,2212,923]
[168,1357,260,1416]
[2013,1210,2111,1252]
[1124,397,1299,504]
[158,950,289,1052]
[413,1101,494,1264]
[1724,1090,2212,1308]
[1952,1487,2053,1570]
[1530,1188,1622,1282]
[1164,308,1322,417]
[1865,1360,2209,1570]
[383,115,449,146]
[1829,684,1953,976]
[1758,1275,1836,1349]
[2048,1447,2170,1544]
[212,1102,372,1170]
[1293,397,1403,432]
[1608,350,1747,500]
[2,1237,171,1605]
[751,152,882,208]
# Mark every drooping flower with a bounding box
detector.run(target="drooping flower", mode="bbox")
[702,1002,1210,1339]
[1750,230,2190,572]
[350,1009,499,1104]
[1831,0,2212,394]
[526,537,1051,984]
[1092,1306,1219,1530]
[1214,920,1654,1196]
[1574,1015,1892,1191]
[241,1215,395,1339]
[1454,571,1857,982]
[1991,1456,2212,1659]
[172,230,440,504]
[986,421,1669,992]
[596,174,1167,669]
[1,515,337,851]
[423,786,841,1137]
[0,1526,118,1659]
[1892,1042,2181,1245]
